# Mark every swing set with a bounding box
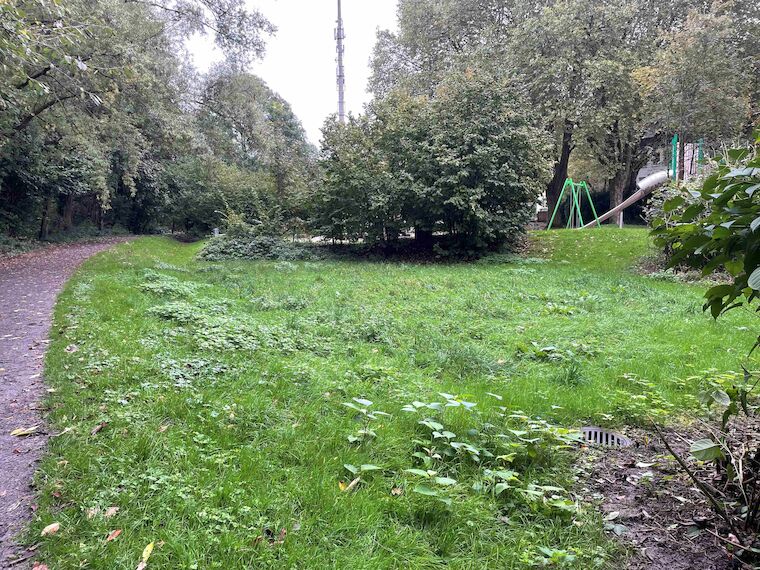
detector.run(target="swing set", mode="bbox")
[546,178,601,229]
[546,134,701,230]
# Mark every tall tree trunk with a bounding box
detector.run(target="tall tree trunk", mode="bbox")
[38,195,53,240]
[93,200,104,231]
[415,226,434,250]
[609,171,627,227]
[62,194,74,230]
[608,142,634,227]
[546,122,574,228]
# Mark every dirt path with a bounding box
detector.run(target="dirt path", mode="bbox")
[0,238,130,566]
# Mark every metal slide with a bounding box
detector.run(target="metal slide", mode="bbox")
[581,170,671,229]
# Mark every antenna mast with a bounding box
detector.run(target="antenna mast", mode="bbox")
[335,0,346,123]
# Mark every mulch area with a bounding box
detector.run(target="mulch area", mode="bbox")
[0,237,130,566]
[577,426,745,569]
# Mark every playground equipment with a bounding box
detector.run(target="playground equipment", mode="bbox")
[546,133,702,230]
[546,178,601,229]
[580,169,670,228]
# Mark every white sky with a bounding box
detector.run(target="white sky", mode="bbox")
[187,0,399,145]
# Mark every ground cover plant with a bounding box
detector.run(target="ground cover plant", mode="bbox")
[29,228,760,568]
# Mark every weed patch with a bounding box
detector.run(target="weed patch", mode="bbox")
[32,230,759,568]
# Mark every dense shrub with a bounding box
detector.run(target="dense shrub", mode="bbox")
[643,183,708,231]
[315,70,551,254]
[653,132,760,318]
[198,235,320,262]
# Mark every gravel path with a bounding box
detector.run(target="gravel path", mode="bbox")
[0,238,129,566]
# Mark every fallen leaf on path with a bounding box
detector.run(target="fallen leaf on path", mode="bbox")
[90,422,107,436]
[105,506,119,518]
[11,426,39,437]
[106,529,122,542]
[32,563,48,570]
[41,522,60,536]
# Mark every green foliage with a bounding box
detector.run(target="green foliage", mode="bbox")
[316,70,550,253]
[370,0,757,223]
[643,182,708,230]
[651,135,760,557]
[0,1,313,241]
[653,133,760,323]
[198,235,320,262]
[30,231,759,567]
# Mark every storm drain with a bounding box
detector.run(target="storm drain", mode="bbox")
[581,426,633,448]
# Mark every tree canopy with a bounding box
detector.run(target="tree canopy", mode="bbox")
[369,0,757,223]
[0,0,312,239]
[316,71,550,253]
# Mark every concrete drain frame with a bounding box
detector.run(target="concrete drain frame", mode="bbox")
[581,426,633,448]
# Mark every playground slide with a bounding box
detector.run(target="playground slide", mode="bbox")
[581,170,670,229]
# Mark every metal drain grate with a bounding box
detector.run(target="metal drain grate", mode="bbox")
[581,426,633,448]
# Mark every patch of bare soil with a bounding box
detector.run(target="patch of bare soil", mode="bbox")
[0,237,130,567]
[577,426,743,570]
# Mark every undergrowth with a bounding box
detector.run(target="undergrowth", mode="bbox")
[29,228,759,568]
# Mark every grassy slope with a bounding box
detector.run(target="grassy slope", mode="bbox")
[32,228,755,569]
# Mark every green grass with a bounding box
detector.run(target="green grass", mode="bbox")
[30,228,757,568]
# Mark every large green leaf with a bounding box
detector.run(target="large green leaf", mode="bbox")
[412,484,439,496]
[748,267,760,290]
[690,438,725,461]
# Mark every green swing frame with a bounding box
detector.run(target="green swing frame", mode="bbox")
[546,178,601,229]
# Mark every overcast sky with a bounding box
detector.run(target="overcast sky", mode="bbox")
[188,0,399,145]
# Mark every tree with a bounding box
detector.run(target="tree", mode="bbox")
[369,0,752,226]
[0,0,311,240]
[636,10,752,179]
[316,70,551,253]
[195,69,317,234]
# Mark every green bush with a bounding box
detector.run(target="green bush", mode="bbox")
[315,69,551,253]
[198,235,321,262]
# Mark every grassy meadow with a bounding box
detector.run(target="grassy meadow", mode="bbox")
[31,228,757,568]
